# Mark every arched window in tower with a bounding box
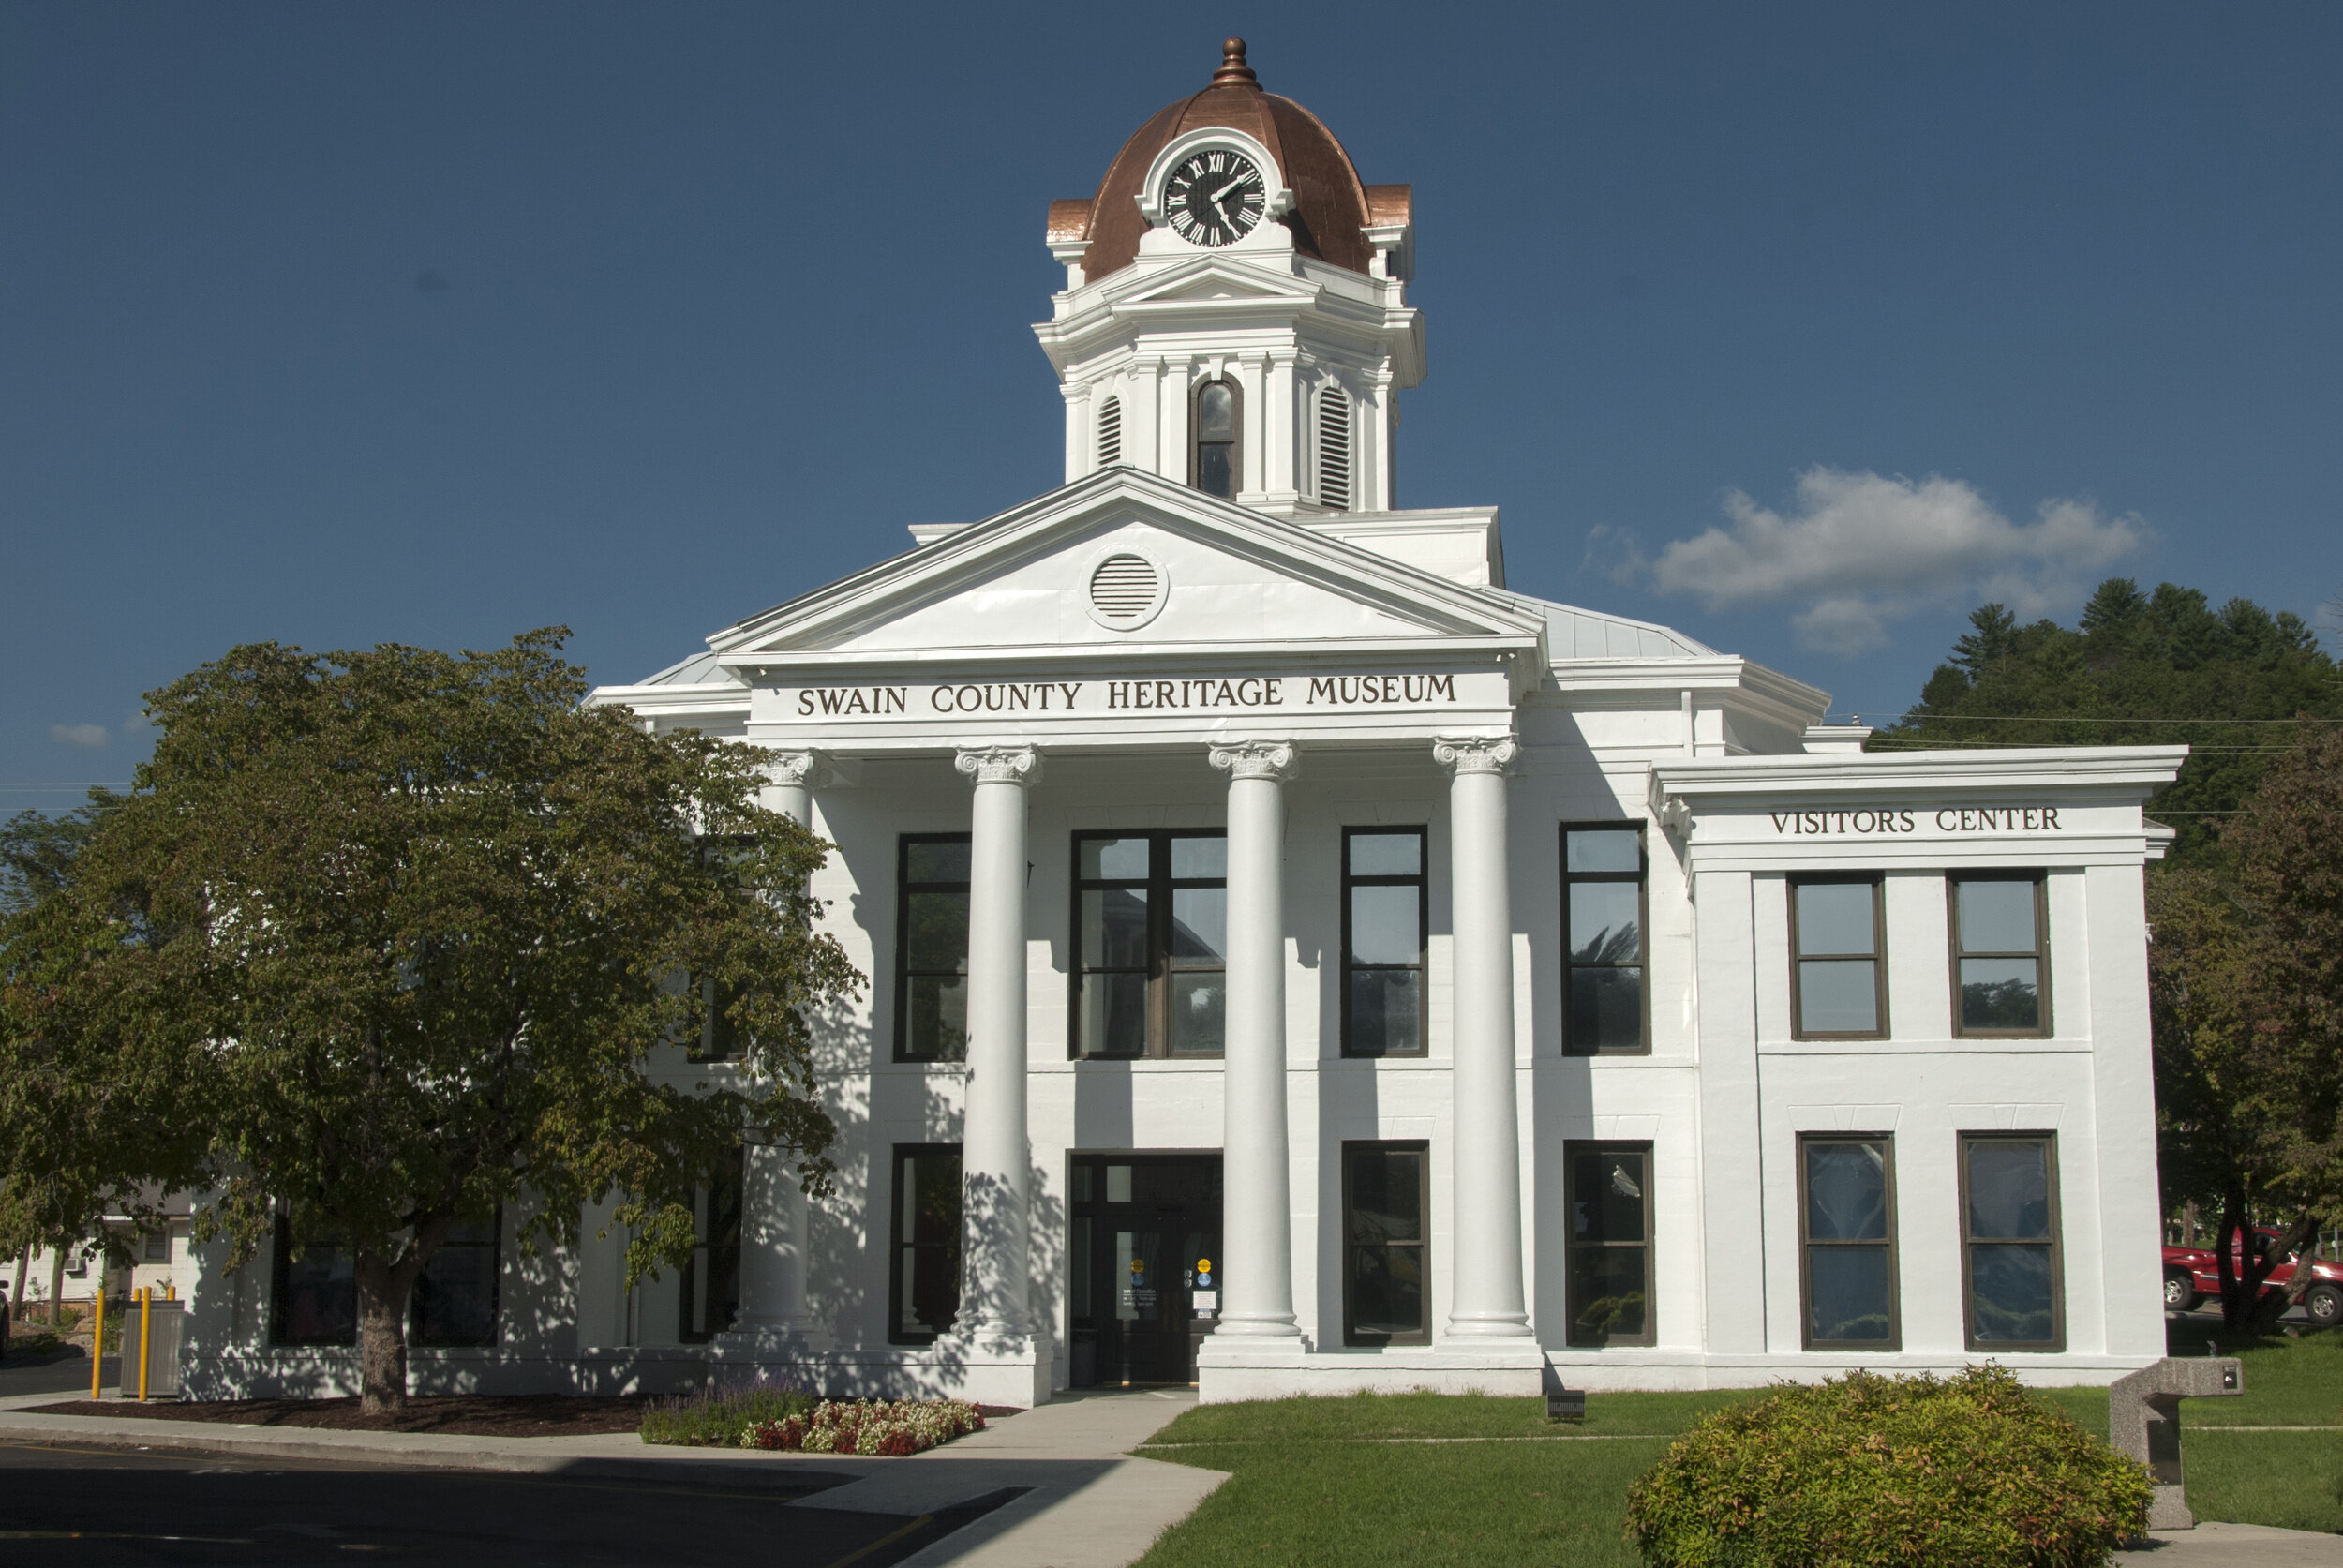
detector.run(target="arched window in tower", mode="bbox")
[1097,396,1123,469]
[1317,386,1352,510]
[1192,379,1239,499]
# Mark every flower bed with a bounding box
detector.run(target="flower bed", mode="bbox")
[742,1397,986,1457]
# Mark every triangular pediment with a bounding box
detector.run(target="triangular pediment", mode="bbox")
[708,469,1545,670]
[1104,254,1318,308]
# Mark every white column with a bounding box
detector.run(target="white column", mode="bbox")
[1209,739,1302,1339]
[953,744,1040,1337]
[731,750,829,1345]
[1435,735,1533,1341]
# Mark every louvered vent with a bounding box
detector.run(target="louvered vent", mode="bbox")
[1318,388,1352,510]
[1097,396,1123,467]
[1088,553,1161,624]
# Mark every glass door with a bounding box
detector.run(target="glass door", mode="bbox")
[1070,1156,1222,1386]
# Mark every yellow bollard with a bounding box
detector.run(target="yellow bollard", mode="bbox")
[137,1287,152,1402]
[89,1289,104,1400]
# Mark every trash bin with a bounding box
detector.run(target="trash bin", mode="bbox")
[116,1299,185,1399]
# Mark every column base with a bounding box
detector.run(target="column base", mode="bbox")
[1198,1340,1547,1403]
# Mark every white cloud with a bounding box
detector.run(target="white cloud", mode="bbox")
[1642,468,2147,655]
[52,723,112,751]
[122,708,149,734]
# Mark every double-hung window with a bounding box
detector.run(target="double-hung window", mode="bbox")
[1562,825,1648,1053]
[1960,1133,2064,1351]
[1564,1142,1653,1346]
[889,1143,963,1344]
[412,1212,501,1348]
[896,834,972,1062]
[1798,1137,1899,1349]
[1790,876,1888,1038]
[1343,829,1425,1055]
[1342,1142,1429,1345]
[1192,380,1240,499]
[270,1210,355,1347]
[1071,831,1227,1058]
[1950,874,2051,1037]
[679,1149,742,1344]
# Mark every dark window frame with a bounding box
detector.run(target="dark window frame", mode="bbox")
[1796,1134,1901,1351]
[1341,1141,1431,1347]
[1067,829,1228,1060]
[888,1142,963,1346]
[1341,827,1428,1058]
[1563,1140,1657,1348]
[1948,874,2053,1039]
[678,1148,742,1344]
[410,1209,503,1349]
[269,1209,355,1348]
[894,832,974,1063]
[688,835,758,1062]
[1788,874,1890,1041]
[1189,377,1243,499]
[1561,822,1651,1056]
[1958,1131,2066,1352]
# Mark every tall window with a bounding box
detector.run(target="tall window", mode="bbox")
[1097,395,1123,468]
[1790,877,1887,1038]
[1565,1142,1653,1346]
[1191,379,1239,499]
[1960,1133,2064,1351]
[691,836,754,1061]
[896,834,971,1062]
[1343,828,1425,1056]
[1316,386,1351,508]
[679,1149,742,1343]
[412,1212,500,1348]
[1950,875,2051,1037]
[1071,831,1227,1058]
[889,1144,963,1344]
[270,1211,355,1347]
[1798,1137,1899,1350]
[1342,1142,1429,1346]
[1562,825,1649,1054]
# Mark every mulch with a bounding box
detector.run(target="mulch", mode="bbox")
[30,1394,656,1436]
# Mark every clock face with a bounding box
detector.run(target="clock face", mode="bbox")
[1163,150,1266,247]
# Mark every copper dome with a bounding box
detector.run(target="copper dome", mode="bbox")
[1052,40,1410,284]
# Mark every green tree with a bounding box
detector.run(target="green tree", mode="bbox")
[2149,732,2343,1330]
[5,631,860,1411]
[1878,579,2341,862]
[0,787,157,1325]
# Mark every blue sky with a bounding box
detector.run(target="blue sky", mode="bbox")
[5,2,2338,801]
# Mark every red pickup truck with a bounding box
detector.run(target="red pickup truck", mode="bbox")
[2164,1230,2343,1325]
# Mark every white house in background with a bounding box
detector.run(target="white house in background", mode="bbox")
[184,39,2183,1407]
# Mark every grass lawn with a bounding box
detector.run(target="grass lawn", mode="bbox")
[1130,1324,2343,1567]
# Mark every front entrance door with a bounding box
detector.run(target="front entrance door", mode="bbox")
[1069,1154,1222,1386]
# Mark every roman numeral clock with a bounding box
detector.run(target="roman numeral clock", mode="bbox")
[1163,150,1266,246]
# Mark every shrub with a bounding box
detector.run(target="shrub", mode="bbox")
[1623,1365,2153,1567]
[639,1377,817,1447]
[742,1397,985,1457]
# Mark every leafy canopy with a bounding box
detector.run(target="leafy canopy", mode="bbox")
[1877,578,2340,862]
[7,629,860,1297]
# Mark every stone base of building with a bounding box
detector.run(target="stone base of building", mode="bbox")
[1541,1351,2165,1391]
[1196,1338,1547,1403]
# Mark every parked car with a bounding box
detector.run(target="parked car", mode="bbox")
[2164,1228,2343,1326]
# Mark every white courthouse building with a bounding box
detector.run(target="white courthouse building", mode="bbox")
[186,40,2184,1406]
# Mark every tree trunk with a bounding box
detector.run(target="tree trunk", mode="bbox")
[352,1250,421,1415]
[46,1235,67,1327]
[2246,1214,2323,1335]
[11,1243,26,1307]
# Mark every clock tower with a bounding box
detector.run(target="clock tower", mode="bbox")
[1034,39,1423,516]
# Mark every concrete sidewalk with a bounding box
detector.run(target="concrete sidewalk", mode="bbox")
[2117,1523,2343,1565]
[0,1387,1223,1567]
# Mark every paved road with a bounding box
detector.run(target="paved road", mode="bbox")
[0,1438,1012,1565]
[0,1351,114,1399]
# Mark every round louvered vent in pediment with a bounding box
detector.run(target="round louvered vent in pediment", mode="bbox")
[1085,551,1167,630]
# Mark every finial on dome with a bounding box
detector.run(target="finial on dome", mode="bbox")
[1212,37,1257,86]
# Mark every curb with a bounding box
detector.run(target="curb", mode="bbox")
[0,1413,863,1494]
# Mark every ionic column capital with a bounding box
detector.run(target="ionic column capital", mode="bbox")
[1207,739,1298,783]
[766,750,830,791]
[955,745,1042,787]
[1433,734,1519,777]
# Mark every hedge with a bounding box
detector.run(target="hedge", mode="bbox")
[1623,1365,2153,1566]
